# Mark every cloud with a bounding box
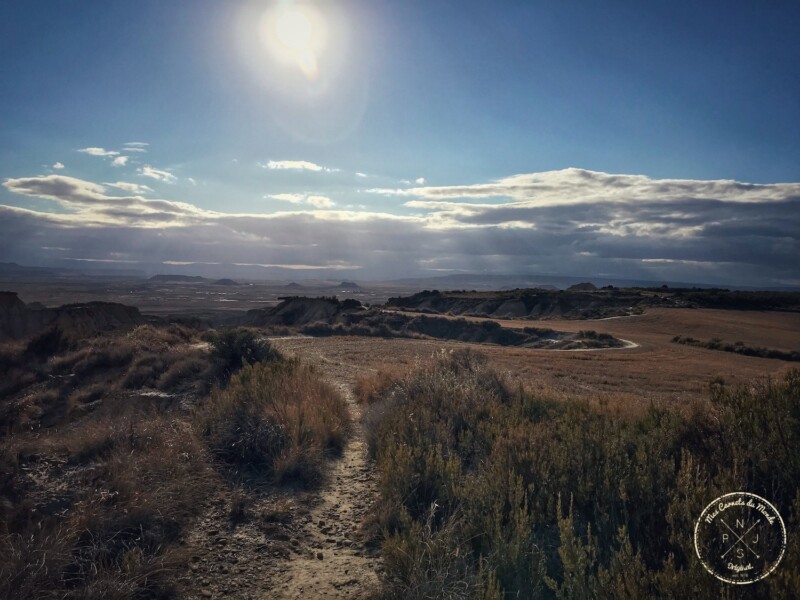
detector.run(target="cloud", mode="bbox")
[123,142,148,153]
[372,168,800,206]
[78,147,119,157]
[2,169,798,286]
[52,162,65,170]
[112,156,129,167]
[415,177,426,185]
[105,181,154,194]
[270,193,335,208]
[264,160,323,171]
[262,160,339,173]
[270,193,305,204]
[306,195,335,208]
[2,175,208,228]
[356,172,368,178]
[138,165,177,183]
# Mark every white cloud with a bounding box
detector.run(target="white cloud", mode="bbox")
[122,142,148,153]
[270,193,305,204]
[112,156,129,167]
[270,193,335,208]
[306,195,335,208]
[138,165,177,183]
[105,181,154,194]
[415,177,426,185]
[373,168,800,207]
[264,160,323,172]
[356,172,368,178]
[187,177,197,186]
[52,162,65,170]
[262,160,340,173]
[78,147,119,157]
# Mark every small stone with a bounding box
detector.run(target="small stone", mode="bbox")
[316,551,324,560]
[201,590,212,598]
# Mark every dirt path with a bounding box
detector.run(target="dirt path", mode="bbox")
[180,340,381,600]
[268,338,381,598]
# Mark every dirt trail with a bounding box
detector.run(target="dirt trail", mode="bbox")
[180,339,380,599]
[268,338,381,598]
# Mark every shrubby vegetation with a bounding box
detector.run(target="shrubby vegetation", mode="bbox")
[197,359,349,482]
[303,312,624,349]
[672,335,800,362]
[0,324,347,598]
[360,351,800,599]
[204,327,285,380]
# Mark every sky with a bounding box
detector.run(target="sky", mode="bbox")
[1,1,799,286]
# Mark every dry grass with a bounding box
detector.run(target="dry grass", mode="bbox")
[197,359,350,483]
[0,324,228,598]
[0,414,217,599]
[354,363,411,406]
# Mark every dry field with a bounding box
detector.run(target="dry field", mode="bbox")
[274,308,799,408]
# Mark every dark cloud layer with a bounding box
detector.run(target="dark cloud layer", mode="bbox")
[2,170,799,286]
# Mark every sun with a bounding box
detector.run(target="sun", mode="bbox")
[261,3,326,80]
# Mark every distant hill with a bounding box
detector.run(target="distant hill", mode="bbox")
[149,274,208,283]
[0,291,147,340]
[386,288,800,318]
[567,282,597,291]
[338,281,360,288]
[0,262,69,278]
[211,278,240,286]
[241,296,624,350]
[385,288,653,320]
[243,296,363,327]
[286,282,304,288]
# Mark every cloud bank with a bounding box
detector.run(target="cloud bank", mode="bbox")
[1,169,798,285]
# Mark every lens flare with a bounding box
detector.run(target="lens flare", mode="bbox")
[261,3,326,80]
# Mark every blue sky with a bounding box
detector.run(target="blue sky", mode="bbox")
[1,1,799,285]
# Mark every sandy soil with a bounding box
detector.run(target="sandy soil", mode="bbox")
[266,340,381,599]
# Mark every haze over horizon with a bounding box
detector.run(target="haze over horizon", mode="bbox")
[1,1,799,287]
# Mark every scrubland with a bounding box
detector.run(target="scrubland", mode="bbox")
[357,350,799,598]
[1,304,797,599]
[0,325,348,599]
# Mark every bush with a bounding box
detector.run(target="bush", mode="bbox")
[197,359,349,483]
[24,326,72,360]
[205,328,283,380]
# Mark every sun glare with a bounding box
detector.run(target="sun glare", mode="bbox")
[261,3,326,80]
